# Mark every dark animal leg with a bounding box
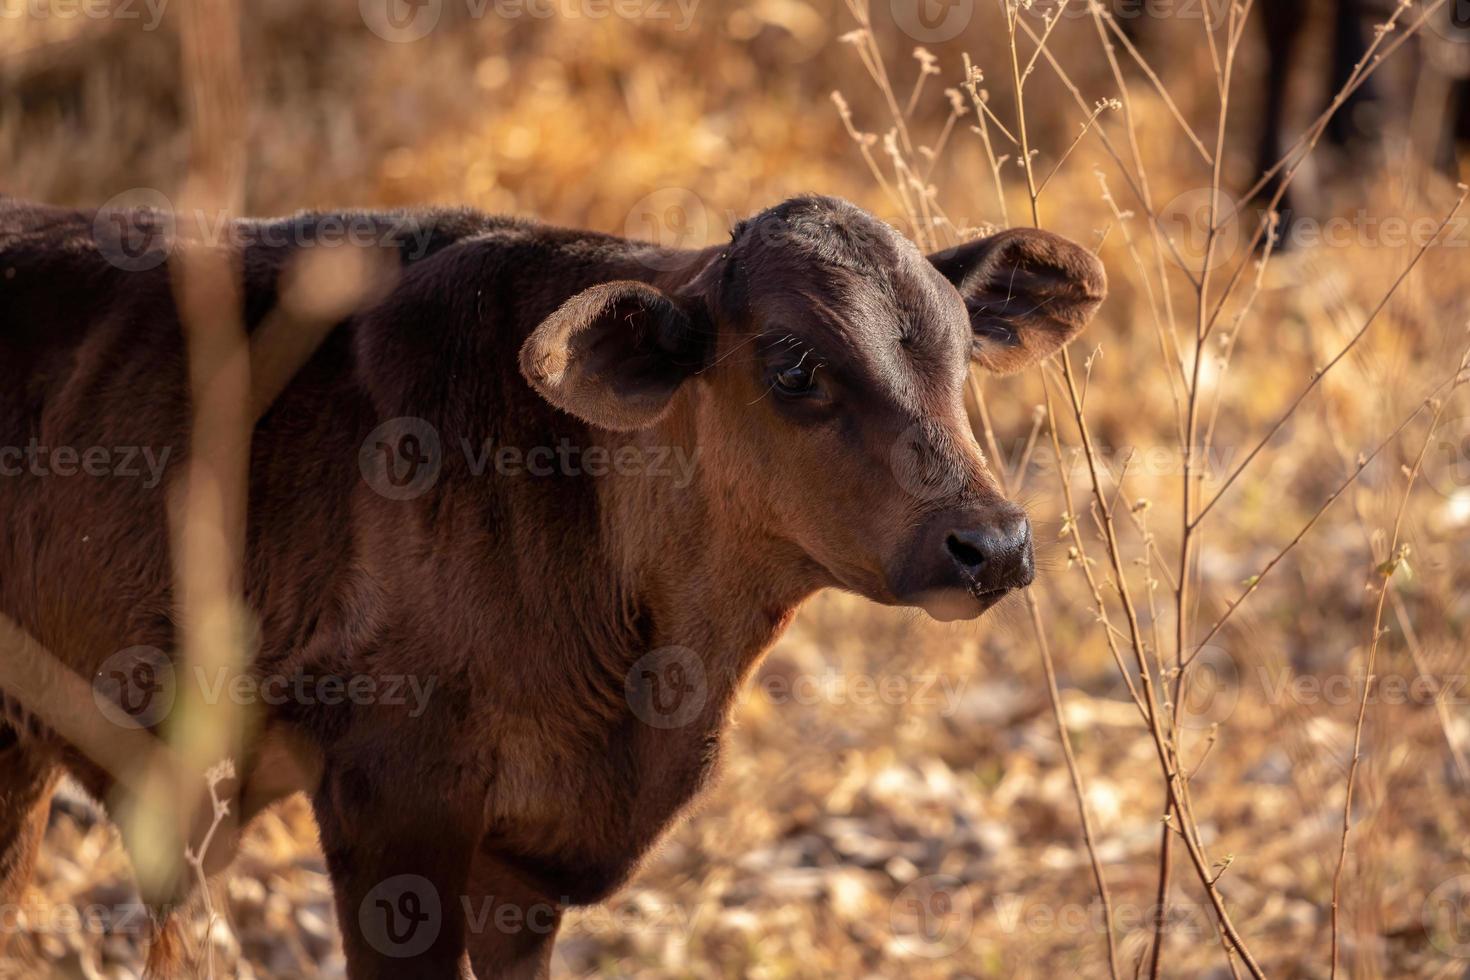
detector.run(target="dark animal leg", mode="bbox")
[1256,0,1309,246]
[1450,78,1470,179]
[463,852,562,980]
[313,757,477,980]
[1324,0,1380,151]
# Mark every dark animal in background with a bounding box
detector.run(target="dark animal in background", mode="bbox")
[1256,0,1470,224]
[1124,0,1470,243]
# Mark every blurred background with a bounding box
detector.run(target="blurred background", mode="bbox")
[4,0,1470,976]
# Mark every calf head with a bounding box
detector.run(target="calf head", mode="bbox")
[521,196,1105,621]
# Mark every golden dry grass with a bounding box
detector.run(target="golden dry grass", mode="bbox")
[4,0,1470,977]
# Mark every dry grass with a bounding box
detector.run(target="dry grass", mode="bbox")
[4,0,1470,977]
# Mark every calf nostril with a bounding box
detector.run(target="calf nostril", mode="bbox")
[945,533,986,572]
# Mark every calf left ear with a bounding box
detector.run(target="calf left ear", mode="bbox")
[928,229,1107,374]
[520,281,709,431]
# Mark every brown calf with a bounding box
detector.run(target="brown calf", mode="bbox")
[0,194,1104,978]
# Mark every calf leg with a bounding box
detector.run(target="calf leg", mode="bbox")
[462,853,561,980]
[313,757,477,980]
[0,729,57,957]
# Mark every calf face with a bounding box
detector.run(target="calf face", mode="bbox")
[522,196,1105,621]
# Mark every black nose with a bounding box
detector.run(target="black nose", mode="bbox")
[944,515,1034,593]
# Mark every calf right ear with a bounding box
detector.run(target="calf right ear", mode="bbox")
[928,229,1106,375]
[520,281,709,431]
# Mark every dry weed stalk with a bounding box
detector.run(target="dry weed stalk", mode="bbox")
[836,0,1464,976]
[1328,342,1470,978]
[837,4,1129,976]
[145,2,253,972]
[970,376,1124,980]
[183,759,238,980]
[1001,2,1265,974]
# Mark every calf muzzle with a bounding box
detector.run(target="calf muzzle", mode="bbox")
[891,504,1035,621]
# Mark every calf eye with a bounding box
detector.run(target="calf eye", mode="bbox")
[775,363,816,394]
